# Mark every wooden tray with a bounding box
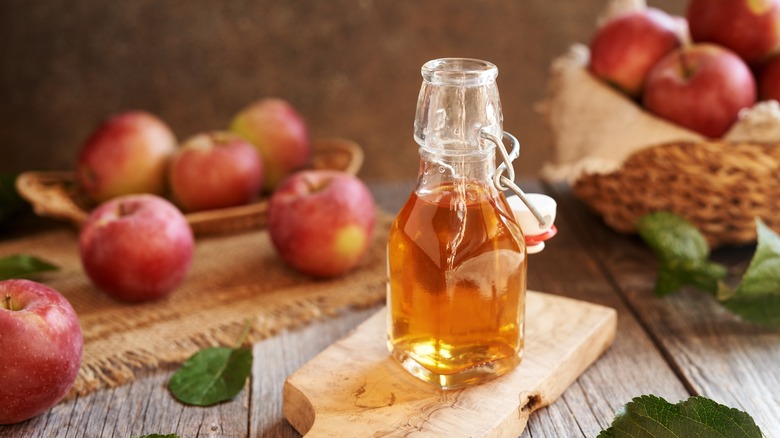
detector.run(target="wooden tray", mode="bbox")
[283,291,617,437]
[15,138,363,235]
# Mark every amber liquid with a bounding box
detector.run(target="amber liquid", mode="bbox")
[387,181,527,389]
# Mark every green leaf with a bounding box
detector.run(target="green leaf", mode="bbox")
[0,173,26,224]
[637,212,727,296]
[654,259,728,297]
[721,218,780,325]
[168,345,253,406]
[637,212,709,263]
[598,395,762,438]
[0,254,59,280]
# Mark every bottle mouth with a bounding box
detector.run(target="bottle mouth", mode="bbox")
[421,58,498,87]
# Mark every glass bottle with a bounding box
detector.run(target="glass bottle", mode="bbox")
[387,58,527,389]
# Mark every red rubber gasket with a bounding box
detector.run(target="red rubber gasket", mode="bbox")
[525,225,558,246]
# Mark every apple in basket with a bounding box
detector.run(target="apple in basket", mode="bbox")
[687,0,780,66]
[643,43,757,138]
[79,194,194,302]
[0,279,83,425]
[229,98,311,191]
[76,111,177,203]
[267,170,376,277]
[168,131,264,212]
[588,8,684,97]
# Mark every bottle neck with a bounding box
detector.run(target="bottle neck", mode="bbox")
[416,146,498,193]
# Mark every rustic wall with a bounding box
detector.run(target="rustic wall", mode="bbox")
[0,0,682,182]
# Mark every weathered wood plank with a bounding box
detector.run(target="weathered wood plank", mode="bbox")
[0,366,249,437]
[549,181,780,434]
[517,180,689,437]
[0,308,381,438]
[250,306,382,437]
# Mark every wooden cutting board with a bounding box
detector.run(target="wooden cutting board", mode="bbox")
[283,291,617,437]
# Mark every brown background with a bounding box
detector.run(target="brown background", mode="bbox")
[0,0,681,183]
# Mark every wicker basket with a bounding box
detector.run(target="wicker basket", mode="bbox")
[540,0,780,248]
[572,141,780,248]
[16,138,364,235]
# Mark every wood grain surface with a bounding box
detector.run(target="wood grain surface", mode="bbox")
[0,181,776,437]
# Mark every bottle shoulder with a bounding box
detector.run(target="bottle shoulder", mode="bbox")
[390,183,526,253]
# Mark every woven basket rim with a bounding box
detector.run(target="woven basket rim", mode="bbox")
[571,139,780,248]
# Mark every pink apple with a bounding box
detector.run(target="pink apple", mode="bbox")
[76,111,177,203]
[169,131,263,212]
[267,170,376,277]
[229,98,311,191]
[0,279,83,425]
[688,0,780,66]
[588,8,684,97]
[759,53,780,101]
[643,43,757,138]
[79,194,194,302]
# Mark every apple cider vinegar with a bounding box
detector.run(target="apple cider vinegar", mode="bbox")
[388,57,528,389]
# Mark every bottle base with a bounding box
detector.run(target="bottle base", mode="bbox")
[389,346,522,390]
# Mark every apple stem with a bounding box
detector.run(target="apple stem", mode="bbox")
[303,176,318,192]
[3,294,11,311]
[679,50,693,79]
[302,176,327,194]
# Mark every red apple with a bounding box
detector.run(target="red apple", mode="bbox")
[169,131,263,212]
[0,279,83,425]
[687,0,780,65]
[267,170,376,277]
[76,111,177,203]
[643,43,757,138]
[79,194,194,302]
[588,8,684,97]
[759,53,780,101]
[229,98,311,191]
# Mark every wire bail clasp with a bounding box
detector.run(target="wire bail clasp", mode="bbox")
[480,130,551,229]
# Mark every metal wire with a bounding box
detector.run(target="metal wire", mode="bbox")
[480,130,550,228]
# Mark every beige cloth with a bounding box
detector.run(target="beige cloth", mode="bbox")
[0,213,391,398]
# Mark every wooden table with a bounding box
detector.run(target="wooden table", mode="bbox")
[1,180,778,437]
